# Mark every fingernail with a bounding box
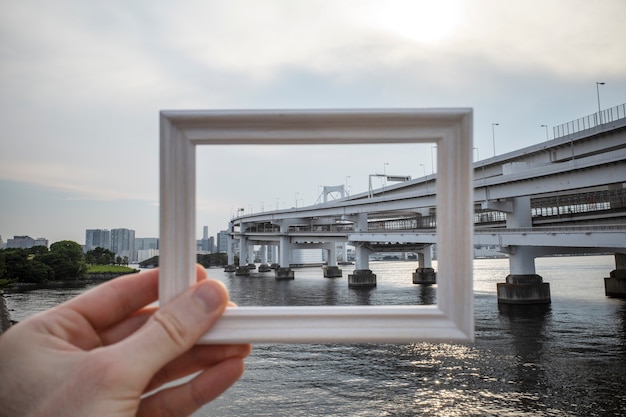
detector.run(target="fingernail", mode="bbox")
[193,282,224,313]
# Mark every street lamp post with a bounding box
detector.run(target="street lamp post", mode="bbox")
[345,176,350,196]
[430,145,436,174]
[596,81,605,125]
[419,163,426,177]
[419,163,428,193]
[541,124,549,141]
[383,162,389,192]
[491,123,499,157]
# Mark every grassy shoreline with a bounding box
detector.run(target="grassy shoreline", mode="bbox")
[86,265,140,274]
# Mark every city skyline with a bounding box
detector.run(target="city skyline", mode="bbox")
[1,0,625,244]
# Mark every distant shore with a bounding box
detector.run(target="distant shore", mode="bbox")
[2,266,139,292]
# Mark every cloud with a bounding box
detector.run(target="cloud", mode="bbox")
[1,0,625,242]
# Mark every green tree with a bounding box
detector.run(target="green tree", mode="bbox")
[39,240,87,281]
[197,253,228,268]
[85,247,116,265]
[0,248,53,283]
[28,245,49,256]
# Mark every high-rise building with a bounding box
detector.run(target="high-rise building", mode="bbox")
[6,235,48,249]
[85,229,111,252]
[135,237,159,251]
[201,226,210,252]
[135,238,159,263]
[110,228,135,260]
[216,230,229,253]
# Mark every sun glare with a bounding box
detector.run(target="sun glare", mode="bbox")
[364,0,460,45]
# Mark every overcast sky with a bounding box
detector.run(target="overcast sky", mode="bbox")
[1,0,625,245]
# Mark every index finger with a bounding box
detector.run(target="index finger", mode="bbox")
[61,265,208,331]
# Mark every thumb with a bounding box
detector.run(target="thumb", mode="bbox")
[115,279,230,379]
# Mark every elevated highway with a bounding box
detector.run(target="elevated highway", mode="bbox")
[227,106,626,302]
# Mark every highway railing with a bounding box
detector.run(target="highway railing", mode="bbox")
[553,103,626,139]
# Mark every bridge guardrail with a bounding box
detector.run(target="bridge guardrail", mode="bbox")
[241,188,625,235]
[553,103,626,139]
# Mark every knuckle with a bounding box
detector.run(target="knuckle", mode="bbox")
[151,309,189,349]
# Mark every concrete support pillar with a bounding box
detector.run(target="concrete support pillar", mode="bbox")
[233,233,250,275]
[420,246,433,268]
[497,274,550,304]
[349,213,376,287]
[279,237,290,267]
[323,243,342,278]
[275,267,295,280]
[235,265,250,276]
[324,266,343,278]
[498,246,550,304]
[353,213,370,270]
[276,222,293,279]
[266,245,270,263]
[327,243,337,267]
[270,244,279,269]
[507,196,532,228]
[508,245,536,275]
[239,236,247,266]
[247,244,256,270]
[348,269,377,287]
[225,239,236,272]
[605,252,626,298]
[226,224,236,270]
[497,197,551,304]
[413,245,436,285]
[413,268,436,285]
[354,245,371,270]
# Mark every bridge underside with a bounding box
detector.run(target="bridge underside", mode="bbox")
[361,243,430,253]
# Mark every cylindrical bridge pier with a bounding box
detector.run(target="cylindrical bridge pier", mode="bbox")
[605,253,626,298]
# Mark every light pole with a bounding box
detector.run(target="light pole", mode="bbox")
[491,123,499,157]
[383,162,389,191]
[419,163,426,178]
[596,81,605,125]
[541,124,549,141]
[431,145,436,174]
[473,147,479,161]
[419,163,428,192]
[295,192,299,208]
[345,176,350,196]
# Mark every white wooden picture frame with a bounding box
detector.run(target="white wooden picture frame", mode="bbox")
[159,108,474,344]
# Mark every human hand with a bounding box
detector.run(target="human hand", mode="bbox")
[0,265,251,417]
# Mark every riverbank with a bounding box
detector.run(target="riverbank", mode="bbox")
[0,265,140,332]
[1,265,139,292]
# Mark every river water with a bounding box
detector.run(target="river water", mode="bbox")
[4,255,626,416]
